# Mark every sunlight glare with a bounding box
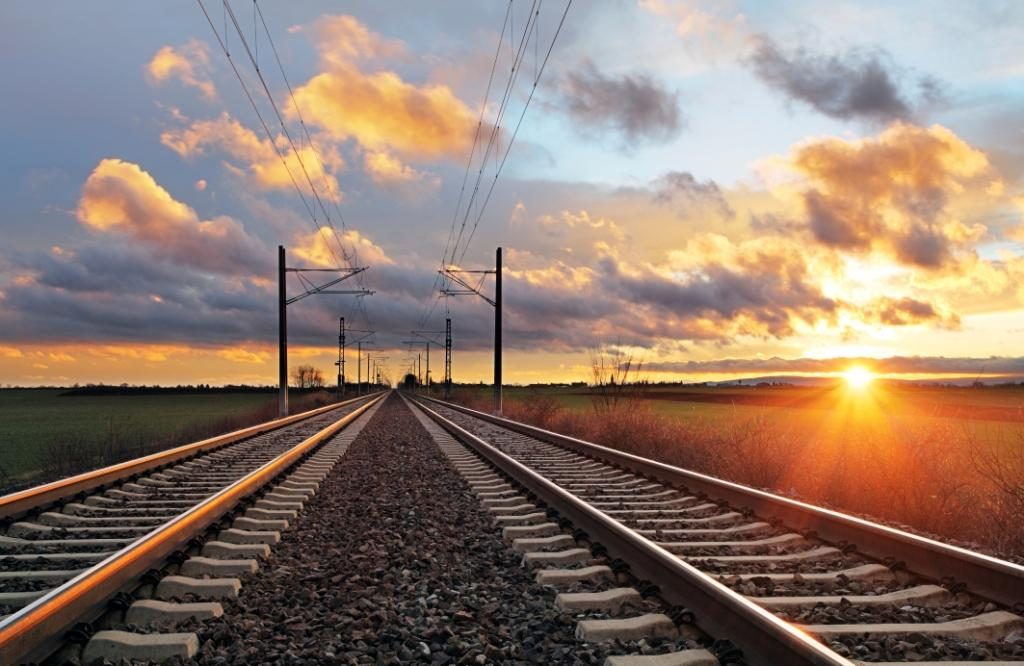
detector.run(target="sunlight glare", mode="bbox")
[843,366,875,390]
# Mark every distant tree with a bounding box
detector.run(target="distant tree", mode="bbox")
[292,365,325,389]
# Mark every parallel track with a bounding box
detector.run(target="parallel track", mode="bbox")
[0,392,385,663]
[411,395,1024,665]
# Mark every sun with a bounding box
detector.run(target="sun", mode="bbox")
[843,366,875,389]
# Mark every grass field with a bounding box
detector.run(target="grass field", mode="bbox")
[0,389,275,483]
[452,382,1024,557]
[494,382,1024,439]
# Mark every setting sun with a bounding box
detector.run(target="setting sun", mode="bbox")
[843,366,875,389]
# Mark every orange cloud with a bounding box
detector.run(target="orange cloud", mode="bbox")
[784,123,992,268]
[312,15,405,65]
[216,348,271,364]
[146,40,217,100]
[289,15,477,160]
[292,227,394,268]
[76,158,265,274]
[0,345,24,359]
[363,151,439,189]
[161,112,344,201]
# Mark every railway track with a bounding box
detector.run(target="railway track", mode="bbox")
[409,394,1024,665]
[0,391,385,664]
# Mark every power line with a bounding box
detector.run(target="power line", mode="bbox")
[420,1,513,330]
[252,1,374,329]
[200,0,375,330]
[197,0,323,243]
[449,0,542,268]
[459,0,572,258]
[254,1,359,268]
[220,0,348,271]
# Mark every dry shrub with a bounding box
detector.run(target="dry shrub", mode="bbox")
[455,389,1024,559]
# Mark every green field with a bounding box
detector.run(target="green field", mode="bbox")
[0,390,276,483]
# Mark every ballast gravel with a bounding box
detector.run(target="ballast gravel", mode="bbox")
[187,394,699,664]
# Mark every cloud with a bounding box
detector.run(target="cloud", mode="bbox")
[782,123,992,268]
[652,171,734,218]
[748,36,944,123]
[195,179,207,191]
[292,227,395,269]
[161,112,344,201]
[289,15,477,160]
[602,234,840,340]
[363,151,440,191]
[146,40,217,101]
[638,0,750,61]
[561,61,683,144]
[216,348,270,364]
[76,158,268,275]
[311,15,406,65]
[643,355,1024,377]
[862,296,959,328]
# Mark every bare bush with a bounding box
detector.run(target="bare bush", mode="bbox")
[292,365,325,389]
[452,387,1024,559]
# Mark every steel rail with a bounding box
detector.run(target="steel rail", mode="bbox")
[0,391,387,664]
[410,397,850,666]
[0,392,381,520]
[417,395,1024,610]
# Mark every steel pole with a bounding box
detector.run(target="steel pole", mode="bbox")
[278,245,289,417]
[357,341,362,396]
[494,246,502,414]
[425,343,430,396]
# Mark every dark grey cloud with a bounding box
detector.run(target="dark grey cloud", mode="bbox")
[748,36,945,123]
[652,171,734,218]
[597,249,838,340]
[561,61,683,144]
[864,296,958,328]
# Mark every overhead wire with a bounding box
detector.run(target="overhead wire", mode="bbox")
[221,0,347,271]
[419,1,513,330]
[449,0,542,268]
[420,0,570,331]
[459,0,572,259]
[252,1,375,330]
[200,0,374,330]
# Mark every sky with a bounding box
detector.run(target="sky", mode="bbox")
[1,0,1023,386]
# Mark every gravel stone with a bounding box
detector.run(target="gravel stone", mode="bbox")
[172,394,703,664]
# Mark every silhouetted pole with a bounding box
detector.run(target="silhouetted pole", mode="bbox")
[336,317,345,397]
[445,317,452,399]
[425,343,430,396]
[494,246,502,414]
[278,245,288,417]
[417,352,422,389]
[356,341,362,395]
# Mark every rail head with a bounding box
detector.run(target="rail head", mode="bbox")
[0,391,387,664]
[415,394,1024,609]
[0,392,381,521]
[408,396,851,666]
